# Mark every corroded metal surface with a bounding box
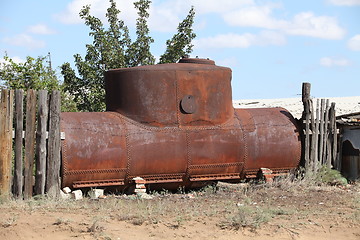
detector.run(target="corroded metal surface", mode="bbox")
[104,61,233,127]
[235,108,302,177]
[60,58,302,190]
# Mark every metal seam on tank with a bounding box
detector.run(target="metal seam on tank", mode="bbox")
[185,131,192,178]
[234,109,248,175]
[175,71,181,126]
[243,132,248,173]
[108,68,228,73]
[106,111,236,132]
[128,173,183,181]
[120,114,131,183]
[234,111,248,175]
[61,126,127,137]
[240,130,248,176]
[296,133,302,166]
[189,162,242,169]
[62,140,68,177]
[64,168,127,176]
[105,112,249,141]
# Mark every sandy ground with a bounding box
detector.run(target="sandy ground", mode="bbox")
[1,181,359,240]
[234,96,360,119]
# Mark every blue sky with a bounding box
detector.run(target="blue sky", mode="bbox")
[1,0,359,100]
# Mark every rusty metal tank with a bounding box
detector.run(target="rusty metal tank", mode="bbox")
[60,58,302,190]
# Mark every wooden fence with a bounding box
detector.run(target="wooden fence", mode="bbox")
[0,89,61,200]
[302,82,339,175]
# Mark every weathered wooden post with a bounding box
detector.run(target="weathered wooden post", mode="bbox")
[0,90,8,196]
[13,89,24,198]
[323,99,330,166]
[24,90,37,200]
[329,102,337,169]
[332,103,338,170]
[46,90,61,198]
[0,89,14,199]
[314,99,320,172]
[319,99,325,166]
[35,90,49,195]
[310,99,316,171]
[302,82,311,171]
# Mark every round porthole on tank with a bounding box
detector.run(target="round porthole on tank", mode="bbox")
[180,95,197,114]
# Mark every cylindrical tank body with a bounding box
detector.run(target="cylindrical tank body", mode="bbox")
[60,59,301,189]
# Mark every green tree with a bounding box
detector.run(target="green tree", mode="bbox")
[159,6,196,64]
[125,0,155,66]
[0,53,78,112]
[0,54,59,91]
[61,0,196,112]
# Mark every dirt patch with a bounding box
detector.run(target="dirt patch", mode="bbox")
[1,181,359,240]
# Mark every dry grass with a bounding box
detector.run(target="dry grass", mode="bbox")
[0,174,359,238]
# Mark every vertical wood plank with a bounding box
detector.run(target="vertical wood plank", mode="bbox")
[35,90,48,195]
[302,83,311,108]
[328,103,334,169]
[46,90,61,198]
[0,89,8,197]
[314,99,320,172]
[310,99,316,172]
[302,83,311,171]
[318,99,325,166]
[7,90,14,194]
[330,103,338,170]
[323,99,330,166]
[0,89,13,198]
[24,90,37,199]
[326,138,331,169]
[13,89,24,198]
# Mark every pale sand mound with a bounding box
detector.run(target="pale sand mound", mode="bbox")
[233,96,360,119]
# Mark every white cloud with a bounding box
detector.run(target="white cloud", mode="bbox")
[10,56,25,64]
[224,5,287,29]
[206,2,345,39]
[27,24,56,35]
[194,33,253,48]
[54,0,181,32]
[328,0,360,6]
[54,0,104,24]
[320,57,351,67]
[146,0,254,17]
[0,56,25,65]
[285,12,345,39]
[189,0,254,14]
[3,34,45,49]
[148,4,183,32]
[347,34,360,51]
[193,31,286,49]
[54,0,253,32]
[147,0,252,32]
[224,6,345,40]
[54,0,347,39]
[54,0,137,25]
